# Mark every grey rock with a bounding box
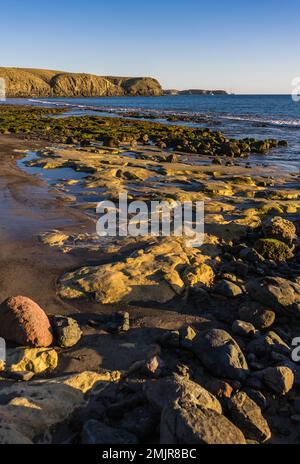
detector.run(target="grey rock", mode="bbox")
[244,388,268,411]
[281,360,300,387]
[119,404,158,439]
[50,315,82,348]
[144,374,222,413]
[232,320,256,337]
[228,391,271,442]
[258,366,294,395]
[160,400,246,444]
[214,279,243,297]
[191,329,248,381]
[247,331,290,357]
[247,277,300,316]
[81,420,138,444]
[239,303,275,330]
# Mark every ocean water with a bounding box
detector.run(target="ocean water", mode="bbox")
[3,95,300,172]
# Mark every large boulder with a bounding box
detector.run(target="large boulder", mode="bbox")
[160,400,246,444]
[143,374,222,413]
[0,296,53,347]
[191,329,249,380]
[0,371,106,443]
[228,391,271,442]
[262,216,297,244]
[247,277,300,316]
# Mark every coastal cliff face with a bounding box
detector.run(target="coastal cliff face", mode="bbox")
[0,68,162,97]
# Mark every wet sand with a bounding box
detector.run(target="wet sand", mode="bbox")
[0,135,207,374]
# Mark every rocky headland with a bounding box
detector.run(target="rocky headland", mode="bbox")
[0,68,162,97]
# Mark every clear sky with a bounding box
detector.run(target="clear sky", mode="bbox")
[1,0,299,94]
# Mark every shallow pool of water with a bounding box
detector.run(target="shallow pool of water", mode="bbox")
[17,152,89,184]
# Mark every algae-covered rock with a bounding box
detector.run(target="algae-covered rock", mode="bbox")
[58,239,208,304]
[254,238,294,261]
[262,216,297,244]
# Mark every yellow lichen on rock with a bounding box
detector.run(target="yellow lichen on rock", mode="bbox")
[5,347,58,374]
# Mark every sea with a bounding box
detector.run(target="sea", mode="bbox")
[2,94,300,173]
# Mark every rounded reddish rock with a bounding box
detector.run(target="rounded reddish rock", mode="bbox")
[0,296,53,347]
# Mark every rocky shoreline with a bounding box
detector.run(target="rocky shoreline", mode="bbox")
[0,105,299,444]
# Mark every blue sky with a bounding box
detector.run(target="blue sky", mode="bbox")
[1,0,299,93]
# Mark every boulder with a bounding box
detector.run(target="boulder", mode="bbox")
[0,296,53,347]
[247,277,300,316]
[232,320,256,337]
[0,371,106,443]
[254,239,294,262]
[160,400,246,444]
[4,347,58,374]
[239,303,275,330]
[228,391,271,442]
[50,315,82,348]
[144,374,222,413]
[81,420,138,444]
[191,329,249,380]
[247,331,290,357]
[259,366,294,395]
[119,404,158,439]
[213,279,243,297]
[262,216,297,244]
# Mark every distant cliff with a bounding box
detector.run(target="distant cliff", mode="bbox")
[0,68,163,97]
[164,89,229,95]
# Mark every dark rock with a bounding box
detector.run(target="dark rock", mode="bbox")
[191,329,249,380]
[228,391,271,442]
[119,404,158,439]
[247,331,290,357]
[257,366,294,395]
[81,419,138,444]
[143,374,222,413]
[243,388,268,411]
[0,370,34,381]
[102,136,120,148]
[254,239,294,262]
[160,400,246,444]
[214,279,243,297]
[239,303,275,330]
[104,311,130,333]
[50,315,82,348]
[0,296,53,347]
[232,320,256,337]
[247,277,300,316]
[205,379,233,399]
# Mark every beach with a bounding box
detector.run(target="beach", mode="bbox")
[0,102,299,444]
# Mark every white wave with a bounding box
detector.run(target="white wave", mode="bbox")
[218,114,300,127]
